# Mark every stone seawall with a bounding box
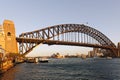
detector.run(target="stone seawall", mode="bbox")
[0,59,14,74]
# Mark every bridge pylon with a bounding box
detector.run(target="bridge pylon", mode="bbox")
[117,42,120,57]
[0,20,18,55]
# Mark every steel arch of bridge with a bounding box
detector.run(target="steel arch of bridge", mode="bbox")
[16,24,117,57]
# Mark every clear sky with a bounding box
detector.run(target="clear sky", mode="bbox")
[0,0,120,56]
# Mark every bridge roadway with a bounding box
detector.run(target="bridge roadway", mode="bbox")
[16,37,117,51]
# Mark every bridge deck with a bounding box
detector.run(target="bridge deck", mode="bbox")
[16,37,117,50]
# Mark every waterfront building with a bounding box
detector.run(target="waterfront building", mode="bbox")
[88,48,104,58]
[88,51,94,57]
[0,45,5,61]
[0,25,5,53]
[51,53,64,58]
[81,54,87,59]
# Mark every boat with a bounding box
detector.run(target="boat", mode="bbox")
[106,57,112,59]
[26,57,38,63]
[39,58,49,63]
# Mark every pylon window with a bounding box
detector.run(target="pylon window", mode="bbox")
[7,32,11,36]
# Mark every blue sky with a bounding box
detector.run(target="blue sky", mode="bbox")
[0,0,120,56]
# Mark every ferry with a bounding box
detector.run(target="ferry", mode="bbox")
[39,58,49,63]
[26,57,38,63]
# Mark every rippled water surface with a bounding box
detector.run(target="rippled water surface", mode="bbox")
[0,58,120,80]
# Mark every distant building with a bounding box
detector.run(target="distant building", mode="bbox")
[65,55,78,58]
[0,45,5,61]
[95,53,104,57]
[0,25,5,53]
[51,53,64,58]
[88,48,103,57]
[81,54,87,59]
[88,51,94,57]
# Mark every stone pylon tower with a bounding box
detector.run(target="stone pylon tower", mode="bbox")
[2,20,18,54]
[117,42,120,57]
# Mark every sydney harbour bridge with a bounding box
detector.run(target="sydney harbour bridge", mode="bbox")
[16,24,119,57]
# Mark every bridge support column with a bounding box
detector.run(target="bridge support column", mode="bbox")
[117,42,120,57]
[0,20,18,55]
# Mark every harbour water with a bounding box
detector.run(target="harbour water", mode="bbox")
[0,58,120,80]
